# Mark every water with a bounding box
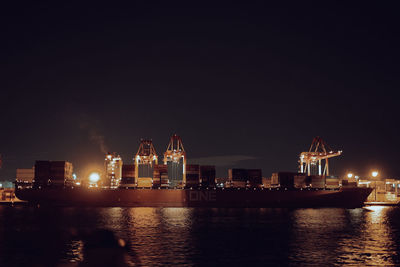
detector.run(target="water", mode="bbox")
[1,205,400,266]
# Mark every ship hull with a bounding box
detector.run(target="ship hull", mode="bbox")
[15,187,373,208]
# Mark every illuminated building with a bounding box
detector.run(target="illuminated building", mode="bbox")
[104,153,123,189]
[164,134,186,188]
[135,139,158,188]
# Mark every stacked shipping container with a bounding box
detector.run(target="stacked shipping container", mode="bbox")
[228,168,262,188]
[200,166,216,187]
[271,172,296,189]
[33,161,73,188]
[154,164,168,188]
[120,164,135,188]
[186,164,200,188]
[153,164,168,188]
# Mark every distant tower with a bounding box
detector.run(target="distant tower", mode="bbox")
[135,139,158,187]
[299,137,342,176]
[164,134,186,188]
[104,152,123,189]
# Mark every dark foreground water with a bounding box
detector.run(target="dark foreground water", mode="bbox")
[1,205,400,266]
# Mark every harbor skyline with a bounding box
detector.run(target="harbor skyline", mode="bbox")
[1,2,399,182]
[1,2,400,266]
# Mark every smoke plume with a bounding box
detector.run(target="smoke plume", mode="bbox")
[88,129,108,154]
[79,117,109,154]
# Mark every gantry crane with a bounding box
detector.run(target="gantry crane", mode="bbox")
[299,136,342,176]
[134,139,158,181]
[164,134,186,186]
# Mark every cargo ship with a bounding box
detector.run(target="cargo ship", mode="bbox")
[14,136,373,208]
[15,186,373,208]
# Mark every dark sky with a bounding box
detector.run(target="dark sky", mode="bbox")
[1,2,399,182]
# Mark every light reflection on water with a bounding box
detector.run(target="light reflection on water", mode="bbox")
[289,206,400,266]
[0,206,399,266]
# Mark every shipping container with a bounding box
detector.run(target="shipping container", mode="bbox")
[122,164,135,178]
[16,168,35,183]
[231,181,246,188]
[228,169,247,181]
[186,164,199,171]
[34,161,73,188]
[326,178,340,189]
[137,178,152,188]
[200,165,216,187]
[152,177,161,188]
[309,175,325,189]
[247,169,262,186]
[294,175,309,188]
[342,179,358,188]
[271,172,297,189]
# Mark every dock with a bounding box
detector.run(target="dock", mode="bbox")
[364,201,400,206]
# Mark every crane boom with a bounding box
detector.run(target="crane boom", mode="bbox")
[299,137,342,176]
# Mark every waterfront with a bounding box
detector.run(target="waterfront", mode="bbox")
[1,206,400,266]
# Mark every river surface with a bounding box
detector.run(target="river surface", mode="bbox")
[0,205,400,266]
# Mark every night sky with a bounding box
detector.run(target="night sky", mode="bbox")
[1,2,399,182]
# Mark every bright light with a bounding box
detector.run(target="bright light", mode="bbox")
[347,173,353,178]
[372,171,379,178]
[75,182,81,186]
[89,172,100,183]
[73,173,77,180]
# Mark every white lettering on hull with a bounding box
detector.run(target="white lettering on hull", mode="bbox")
[189,191,216,202]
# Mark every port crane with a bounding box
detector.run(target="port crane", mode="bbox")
[135,139,158,180]
[135,139,158,165]
[299,137,342,176]
[164,134,186,185]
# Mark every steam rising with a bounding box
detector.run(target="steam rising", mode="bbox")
[89,129,108,154]
[79,117,108,154]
